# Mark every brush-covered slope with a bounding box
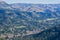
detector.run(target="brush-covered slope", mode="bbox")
[0,1,60,40]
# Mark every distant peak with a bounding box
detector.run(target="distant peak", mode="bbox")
[0,0,8,4]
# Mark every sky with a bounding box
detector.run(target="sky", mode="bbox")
[2,0,60,4]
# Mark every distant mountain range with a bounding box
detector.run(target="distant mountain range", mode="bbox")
[0,1,60,40]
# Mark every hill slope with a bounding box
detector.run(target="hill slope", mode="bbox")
[0,1,60,40]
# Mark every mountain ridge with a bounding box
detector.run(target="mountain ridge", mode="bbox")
[0,1,60,40]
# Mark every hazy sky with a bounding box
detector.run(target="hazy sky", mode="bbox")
[3,0,60,4]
